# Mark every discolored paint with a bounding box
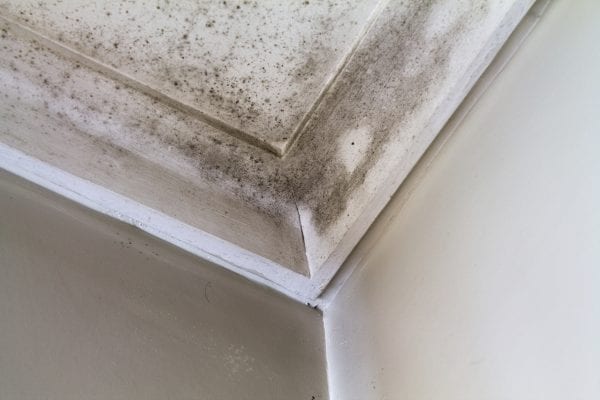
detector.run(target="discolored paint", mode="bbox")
[0,0,533,297]
[0,0,382,154]
[2,0,448,230]
[282,0,489,231]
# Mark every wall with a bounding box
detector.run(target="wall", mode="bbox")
[0,172,327,400]
[325,0,600,398]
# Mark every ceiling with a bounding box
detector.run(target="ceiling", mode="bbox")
[0,0,534,301]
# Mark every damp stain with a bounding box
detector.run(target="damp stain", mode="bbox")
[0,0,493,238]
[0,0,382,147]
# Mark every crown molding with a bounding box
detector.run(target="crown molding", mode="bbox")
[0,0,534,301]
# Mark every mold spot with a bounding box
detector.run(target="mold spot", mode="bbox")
[0,0,385,147]
[0,0,496,242]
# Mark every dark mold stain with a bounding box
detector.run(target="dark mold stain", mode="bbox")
[281,0,489,233]
[0,0,491,238]
[0,0,381,147]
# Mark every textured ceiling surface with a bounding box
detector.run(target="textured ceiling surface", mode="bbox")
[0,0,534,300]
[0,0,382,154]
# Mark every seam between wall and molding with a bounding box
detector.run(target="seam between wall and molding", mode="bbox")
[319,0,553,397]
[0,144,321,305]
[316,0,550,311]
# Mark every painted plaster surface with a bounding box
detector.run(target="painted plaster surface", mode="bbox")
[0,0,382,154]
[0,17,310,278]
[0,171,328,399]
[326,1,600,398]
[0,0,532,299]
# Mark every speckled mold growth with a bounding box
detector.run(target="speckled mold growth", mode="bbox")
[0,18,309,274]
[0,0,382,154]
[0,0,532,294]
[282,0,492,232]
[0,0,496,230]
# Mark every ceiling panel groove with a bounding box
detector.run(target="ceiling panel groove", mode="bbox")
[0,14,285,156]
[279,0,390,157]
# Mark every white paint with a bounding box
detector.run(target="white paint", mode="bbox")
[0,171,327,399]
[0,0,533,302]
[0,144,313,303]
[0,0,382,152]
[308,0,536,302]
[424,0,470,40]
[324,1,600,398]
[2,1,591,398]
[337,126,372,174]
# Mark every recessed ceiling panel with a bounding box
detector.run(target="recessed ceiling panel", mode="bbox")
[0,0,539,302]
[0,0,382,154]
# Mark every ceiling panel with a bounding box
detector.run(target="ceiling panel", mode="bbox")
[0,0,383,154]
[0,0,538,301]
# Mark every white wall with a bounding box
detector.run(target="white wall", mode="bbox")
[325,0,600,398]
[0,172,327,400]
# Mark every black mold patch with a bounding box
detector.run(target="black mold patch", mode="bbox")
[0,0,382,148]
[0,0,492,238]
[279,0,490,233]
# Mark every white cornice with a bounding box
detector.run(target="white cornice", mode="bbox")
[0,0,536,301]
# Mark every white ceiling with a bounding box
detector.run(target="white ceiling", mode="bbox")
[0,0,534,301]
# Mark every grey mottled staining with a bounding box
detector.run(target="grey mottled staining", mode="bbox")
[0,0,381,150]
[282,0,491,231]
[0,0,492,234]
